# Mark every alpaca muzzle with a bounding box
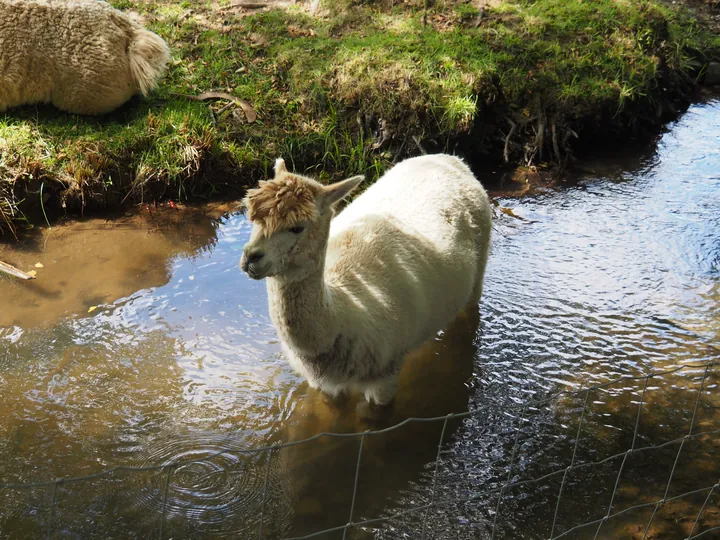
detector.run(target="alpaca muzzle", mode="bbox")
[240,248,266,279]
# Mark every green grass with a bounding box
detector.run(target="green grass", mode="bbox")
[1,0,718,232]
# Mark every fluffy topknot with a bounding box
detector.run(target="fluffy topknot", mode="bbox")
[243,159,321,234]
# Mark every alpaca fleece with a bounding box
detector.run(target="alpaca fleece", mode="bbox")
[244,175,320,236]
[241,154,493,407]
[0,0,170,115]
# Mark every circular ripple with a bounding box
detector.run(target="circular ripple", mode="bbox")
[127,432,289,536]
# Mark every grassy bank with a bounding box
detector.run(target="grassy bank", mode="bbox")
[1,0,719,235]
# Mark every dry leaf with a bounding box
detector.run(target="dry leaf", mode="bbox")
[500,207,526,220]
[249,33,270,48]
[287,25,315,38]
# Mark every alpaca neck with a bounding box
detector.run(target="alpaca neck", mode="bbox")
[266,229,337,355]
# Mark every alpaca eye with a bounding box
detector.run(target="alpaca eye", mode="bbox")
[289,226,305,234]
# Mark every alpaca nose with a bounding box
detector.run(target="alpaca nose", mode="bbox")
[245,248,265,266]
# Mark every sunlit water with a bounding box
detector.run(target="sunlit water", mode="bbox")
[1,101,719,539]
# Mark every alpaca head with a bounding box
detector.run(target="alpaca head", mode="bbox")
[240,158,363,281]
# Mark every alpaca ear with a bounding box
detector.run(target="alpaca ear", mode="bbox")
[274,158,287,177]
[320,175,364,211]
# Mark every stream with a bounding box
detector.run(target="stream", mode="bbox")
[0,100,719,539]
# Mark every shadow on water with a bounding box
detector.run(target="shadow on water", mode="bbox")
[1,100,720,539]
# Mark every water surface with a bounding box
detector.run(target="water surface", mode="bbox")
[1,101,719,539]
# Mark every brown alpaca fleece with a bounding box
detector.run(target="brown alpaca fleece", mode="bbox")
[0,0,170,115]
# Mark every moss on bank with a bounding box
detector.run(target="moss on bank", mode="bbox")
[1,0,719,235]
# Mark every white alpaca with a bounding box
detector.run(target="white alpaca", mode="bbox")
[240,154,492,409]
[0,0,170,115]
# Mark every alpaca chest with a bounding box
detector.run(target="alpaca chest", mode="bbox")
[282,332,353,379]
[279,329,390,385]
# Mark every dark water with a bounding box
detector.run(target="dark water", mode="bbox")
[1,100,719,540]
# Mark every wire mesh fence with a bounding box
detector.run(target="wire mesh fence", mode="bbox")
[1,359,718,540]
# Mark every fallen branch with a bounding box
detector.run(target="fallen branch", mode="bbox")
[217,2,269,12]
[176,91,257,123]
[0,260,35,280]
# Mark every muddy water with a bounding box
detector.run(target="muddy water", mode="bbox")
[1,100,719,540]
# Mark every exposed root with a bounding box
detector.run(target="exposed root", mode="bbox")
[536,111,545,163]
[0,203,18,241]
[504,117,517,164]
[551,120,561,164]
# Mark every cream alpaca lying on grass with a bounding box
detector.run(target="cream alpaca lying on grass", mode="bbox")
[240,154,492,411]
[0,0,169,115]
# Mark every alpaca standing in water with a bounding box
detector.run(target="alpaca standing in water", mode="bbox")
[240,154,492,410]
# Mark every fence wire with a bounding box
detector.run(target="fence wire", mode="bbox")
[1,359,718,540]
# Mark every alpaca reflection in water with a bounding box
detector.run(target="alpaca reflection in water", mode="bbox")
[278,307,480,539]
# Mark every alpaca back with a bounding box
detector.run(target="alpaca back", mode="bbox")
[0,0,169,114]
[326,154,492,355]
[330,155,490,257]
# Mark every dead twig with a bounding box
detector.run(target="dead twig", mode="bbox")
[474,0,486,27]
[504,117,517,164]
[391,138,407,164]
[0,204,18,241]
[121,169,157,204]
[0,260,34,280]
[412,135,427,155]
[216,100,236,117]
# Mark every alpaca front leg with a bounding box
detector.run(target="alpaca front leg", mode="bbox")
[356,374,399,421]
[311,378,349,407]
[320,385,349,407]
[363,373,399,407]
